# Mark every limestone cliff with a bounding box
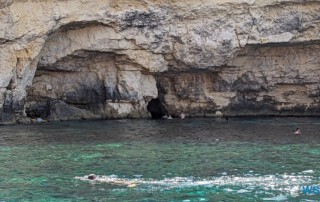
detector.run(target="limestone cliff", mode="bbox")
[1,0,320,124]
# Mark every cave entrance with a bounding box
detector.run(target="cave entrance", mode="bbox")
[25,50,115,120]
[147,98,168,119]
[25,24,159,121]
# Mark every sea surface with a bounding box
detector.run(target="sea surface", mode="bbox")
[1,117,320,201]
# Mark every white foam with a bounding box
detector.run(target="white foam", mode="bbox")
[75,173,316,198]
[263,194,288,201]
[302,170,315,174]
[237,189,250,193]
[223,188,234,192]
[133,175,143,178]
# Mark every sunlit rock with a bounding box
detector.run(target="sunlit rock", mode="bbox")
[1,0,320,124]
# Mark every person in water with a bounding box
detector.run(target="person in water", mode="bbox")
[179,113,185,119]
[88,174,97,180]
[294,128,302,135]
[85,174,137,187]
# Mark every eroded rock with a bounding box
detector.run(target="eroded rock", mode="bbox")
[1,0,320,124]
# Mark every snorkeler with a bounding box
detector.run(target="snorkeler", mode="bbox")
[84,175,138,187]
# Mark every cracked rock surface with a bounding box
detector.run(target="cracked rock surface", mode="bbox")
[1,0,320,124]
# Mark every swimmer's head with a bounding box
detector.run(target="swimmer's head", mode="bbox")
[88,174,96,180]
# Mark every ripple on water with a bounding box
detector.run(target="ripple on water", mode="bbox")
[2,118,320,201]
[75,172,316,199]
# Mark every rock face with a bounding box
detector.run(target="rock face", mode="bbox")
[1,0,320,124]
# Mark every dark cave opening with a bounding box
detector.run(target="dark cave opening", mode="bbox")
[147,98,168,119]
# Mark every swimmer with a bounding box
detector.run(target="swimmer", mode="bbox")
[179,113,185,119]
[294,128,302,135]
[88,174,96,180]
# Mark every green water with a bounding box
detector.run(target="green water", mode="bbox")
[1,118,320,201]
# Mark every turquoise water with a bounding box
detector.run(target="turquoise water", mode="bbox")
[1,118,320,201]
